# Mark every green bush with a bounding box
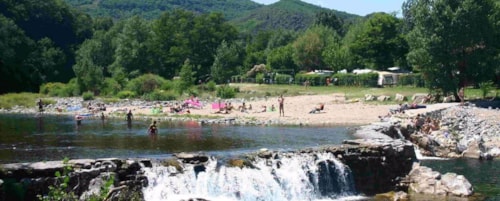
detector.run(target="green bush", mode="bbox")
[205,80,217,91]
[142,90,177,101]
[332,73,378,87]
[40,82,72,97]
[274,74,293,84]
[397,73,424,87]
[294,73,329,86]
[82,91,94,101]
[116,90,137,99]
[101,78,121,96]
[160,80,175,91]
[126,73,167,96]
[479,81,495,98]
[216,86,236,99]
[256,73,264,84]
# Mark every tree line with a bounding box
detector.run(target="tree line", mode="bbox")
[1,0,499,100]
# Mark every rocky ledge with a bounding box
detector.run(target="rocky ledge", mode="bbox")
[1,138,474,201]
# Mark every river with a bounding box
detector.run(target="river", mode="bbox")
[0,114,498,200]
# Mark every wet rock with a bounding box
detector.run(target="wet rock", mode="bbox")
[405,163,473,197]
[174,152,209,164]
[375,191,408,201]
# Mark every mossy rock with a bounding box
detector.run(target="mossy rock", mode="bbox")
[160,159,183,172]
[227,159,253,169]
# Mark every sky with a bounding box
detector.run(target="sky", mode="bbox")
[251,0,406,16]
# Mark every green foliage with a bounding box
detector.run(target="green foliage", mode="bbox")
[292,25,339,71]
[332,73,379,87]
[160,80,175,91]
[65,0,262,20]
[0,93,44,109]
[142,90,177,101]
[101,78,122,96]
[397,74,425,87]
[40,82,66,97]
[479,81,496,99]
[126,74,166,96]
[87,173,115,201]
[347,13,407,70]
[178,59,196,92]
[116,90,137,99]
[294,73,330,86]
[211,41,243,84]
[205,81,217,92]
[404,0,498,96]
[82,91,95,101]
[256,73,264,84]
[274,74,293,84]
[216,86,236,99]
[37,158,77,201]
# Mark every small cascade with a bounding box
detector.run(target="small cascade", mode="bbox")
[142,152,359,201]
[414,146,449,160]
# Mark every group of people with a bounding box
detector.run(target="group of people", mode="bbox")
[411,114,441,134]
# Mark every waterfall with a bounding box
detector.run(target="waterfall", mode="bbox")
[142,152,362,201]
[414,146,449,160]
[395,127,405,139]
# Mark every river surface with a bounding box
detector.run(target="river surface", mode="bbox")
[0,114,498,200]
[0,113,355,163]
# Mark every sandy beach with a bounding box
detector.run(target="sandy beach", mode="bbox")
[102,93,455,126]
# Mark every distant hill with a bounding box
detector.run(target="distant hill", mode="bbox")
[64,0,263,20]
[64,0,361,33]
[231,0,360,33]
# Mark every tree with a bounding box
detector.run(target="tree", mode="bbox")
[404,0,499,98]
[211,41,243,84]
[323,42,354,72]
[73,39,104,94]
[178,59,196,93]
[109,16,151,79]
[347,13,407,70]
[314,11,345,36]
[292,25,339,71]
[267,44,298,72]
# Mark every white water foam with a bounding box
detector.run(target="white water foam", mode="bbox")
[143,153,360,201]
[414,146,449,160]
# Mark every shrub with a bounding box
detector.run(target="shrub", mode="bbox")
[479,81,495,99]
[101,78,121,96]
[116,90,136,99]
[0,93,43,109]
[294,73,329,86]
[40,82,71,97]
[256,73,264,84]
[397,73,424,87]
[274,74,293,84]
[126,73,167,96]
[160,80,175,91]
[216,86,236,99]
[332,73,378,87]
[205,80,217,91]
[142,90,177,101]
[82,91,94,101]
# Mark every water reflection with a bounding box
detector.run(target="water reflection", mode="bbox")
[0,114,355,163]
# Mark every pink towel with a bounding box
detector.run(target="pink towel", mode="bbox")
[211,103,224,110]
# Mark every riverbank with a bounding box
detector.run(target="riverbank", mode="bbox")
[0,94,457,126]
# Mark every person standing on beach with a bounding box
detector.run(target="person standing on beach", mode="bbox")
[278,95,285,117]
[458,87,465,106]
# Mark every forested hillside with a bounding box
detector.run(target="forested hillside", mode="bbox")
[64,0,263,20]
[232,0,359,33]
[0,0,93,94]
[1,0,498,101]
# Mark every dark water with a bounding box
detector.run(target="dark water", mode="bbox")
[0,113,355,163]
[421,159,500,200]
